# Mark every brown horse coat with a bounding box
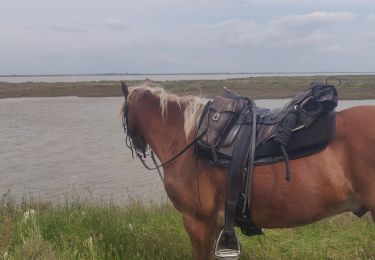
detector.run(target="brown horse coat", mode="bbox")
[122,84,375,260]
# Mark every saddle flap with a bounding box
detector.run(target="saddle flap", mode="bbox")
[198,96,246,150]
[210,96,237,113]
[201,96,238,148]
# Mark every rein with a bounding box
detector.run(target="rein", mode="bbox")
[133,133,205,171]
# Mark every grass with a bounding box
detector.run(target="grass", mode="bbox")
[0,197,374,260]
[1,75,375,99]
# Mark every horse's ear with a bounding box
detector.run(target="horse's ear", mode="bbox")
[121,81,129,99]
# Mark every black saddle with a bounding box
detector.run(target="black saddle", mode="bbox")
[196,83,338,167]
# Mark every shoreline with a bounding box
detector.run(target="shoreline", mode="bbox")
[1,75,374,99]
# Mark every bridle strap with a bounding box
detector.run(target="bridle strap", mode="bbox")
[150,151,164,182]
[135,130,206,171]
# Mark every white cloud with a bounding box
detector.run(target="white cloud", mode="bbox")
[368,13,375,21]
[201,12,355,48]
[198,19,260,46]
[202,18,257,29]
[51,24,89,34]
[318,45,346,53]
[213,0,375,4]
[265,12,355,46]
[104,19,129,31]
[270,11,355,32]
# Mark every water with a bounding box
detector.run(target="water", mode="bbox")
[0,97,165,204]
[1,72,374,83]
[1,97,374,204]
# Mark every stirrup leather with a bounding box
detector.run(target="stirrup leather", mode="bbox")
[214,229,241,259]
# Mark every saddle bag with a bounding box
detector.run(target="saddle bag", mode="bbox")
[196,95,247,163]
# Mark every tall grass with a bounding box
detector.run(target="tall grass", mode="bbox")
[0,197,374,259]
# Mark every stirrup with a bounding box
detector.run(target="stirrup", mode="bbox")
[214,229,241,259]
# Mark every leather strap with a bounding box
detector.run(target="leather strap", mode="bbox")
[135,129,207,171]
[223,104,254,232]
[242,100,257,213]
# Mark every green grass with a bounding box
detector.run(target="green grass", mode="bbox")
[0,198,374,259]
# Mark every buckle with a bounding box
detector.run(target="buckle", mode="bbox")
[214,229,241,259]
[212,113,220,121]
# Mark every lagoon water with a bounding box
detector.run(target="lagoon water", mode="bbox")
[1,97,374,204]
[1,72,375,83]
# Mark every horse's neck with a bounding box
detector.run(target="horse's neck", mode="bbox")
[135,96,187,162]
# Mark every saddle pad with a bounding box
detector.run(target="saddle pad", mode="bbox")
[255,111,336,164]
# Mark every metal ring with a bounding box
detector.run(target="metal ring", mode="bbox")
[212,113,220,121]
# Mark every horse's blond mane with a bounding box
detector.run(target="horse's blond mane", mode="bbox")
[126,84,208,139]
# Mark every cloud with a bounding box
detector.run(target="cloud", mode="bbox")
[202,18,257,29]
[51,24,89,34]
[50,18,130,35]
[318,45,346,53]
[212,0,375,4]
[104,18,129,31]
[265,12,355,45]
[368,13,375,21]
[136,8,160,16]
[270,11,355,32]
[198,18,260,46]
[201,12,355,48]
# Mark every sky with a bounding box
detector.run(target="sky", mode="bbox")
[1,0,375,75]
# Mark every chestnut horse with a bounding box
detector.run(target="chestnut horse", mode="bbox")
[121,83,375,260]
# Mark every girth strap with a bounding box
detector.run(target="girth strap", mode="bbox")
[224,103,254,232]
[215,101,256,257]
[243,100,257,213]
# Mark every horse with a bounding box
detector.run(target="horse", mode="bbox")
[121,82,375,260]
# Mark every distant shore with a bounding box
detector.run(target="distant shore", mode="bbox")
[1,75,375,99]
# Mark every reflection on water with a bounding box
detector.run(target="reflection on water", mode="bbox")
[0,97,374,204]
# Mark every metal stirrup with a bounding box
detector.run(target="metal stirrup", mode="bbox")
[214,229,241,259]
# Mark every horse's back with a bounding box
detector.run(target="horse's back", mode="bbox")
[336,105,375,139]
[338,105,375,120]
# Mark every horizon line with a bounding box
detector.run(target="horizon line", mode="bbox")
[1,71,375,77]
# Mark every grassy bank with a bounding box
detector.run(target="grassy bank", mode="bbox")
[1,200,374,259]
[1,75,375,99]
